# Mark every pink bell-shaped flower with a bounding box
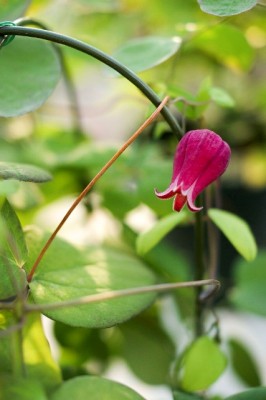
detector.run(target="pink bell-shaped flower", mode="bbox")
[155,129,231,212]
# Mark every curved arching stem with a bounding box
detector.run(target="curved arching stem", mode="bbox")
[0,24,182,137]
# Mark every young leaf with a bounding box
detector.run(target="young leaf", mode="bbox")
[198,0,257,17]
[178,336,227,391]
[230,251,266,316]
[1,199,28,267]
[229,338,261,387]
[225,387,266,400]
[109,36,182,76]
[51,376,146,400]
[0,36,61,117]
[208,209,257,261]
[0,162,52,183]
[26,229,157,328]
[136,211,188,256]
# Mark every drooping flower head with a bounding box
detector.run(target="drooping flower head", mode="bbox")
[155,129,231,212]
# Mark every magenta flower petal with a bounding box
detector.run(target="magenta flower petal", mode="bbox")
[155,129,231,212]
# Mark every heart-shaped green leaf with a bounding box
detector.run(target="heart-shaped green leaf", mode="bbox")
[0,36,61,117]
[0,162,52,183]
[27,229,156,328]
[198,0,257,17]
[110,36,182,75]
[51,376,146,400]
[208,209,257,261]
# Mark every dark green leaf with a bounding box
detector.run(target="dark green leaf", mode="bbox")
[230,251,266,316]
[225,388,266,400]
[229,338,261,387]
[173,390,204,400]
[0,36,61,117]
[27,228,156,328]
[208,209,257,261]
[120,316,175,384]
[110,36,182,75]
[198,0,257,16]
[1,199,27,267]
[0,162,52,183]
[178,336,227,391]
[136,211,188,256]
[51,376,146,400]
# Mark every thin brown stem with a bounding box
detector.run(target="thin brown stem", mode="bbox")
[27,97,170,282]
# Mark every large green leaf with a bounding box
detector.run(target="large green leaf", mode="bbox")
[136,211,188,256]
[208,209,257,261]
[27,229,156,328]
[178,337,227,391]
[225,388,266,400]
[0,162,52,183]
[51,376,146,400]
[230,251,266,316]
[190,24,254,71]
[110,36,182,75]
[0,36,61,117]
[198,0,257,16]
[229,339,261,387]
[0,0,30,19]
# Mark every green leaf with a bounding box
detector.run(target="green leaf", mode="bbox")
[110,36,182,75]
[230,251,266,316]
[0,0,30,19]
[229,339,261,387]
[27,228,156,328]
[198,0,257,16]
[0,258,27,300]
[136,211,188,256]
[210,87,235,108]
[51,376,146,400]
[120,316,175,384]
[191,24,254,71]
[0,162,52,183]
[0,376,48,400]
[178,336,227,391]
[0,180,20,196]
[208,209,257,261]
[173,390,204,400]
[1,199,28,267]
[225,388,266,400]
[0,36,61,117]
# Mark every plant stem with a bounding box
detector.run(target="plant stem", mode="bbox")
[27,97,169,282]
[194,204,205,337]
[10,315,26,377]
[0,24,182,137]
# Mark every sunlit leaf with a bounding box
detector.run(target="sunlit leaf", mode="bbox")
[0,37,61,117]
[198,0,257,16]
[51,376,146,400]
[27,229,156,328]
[136,211,188,256]
[0,162,52,183]
[178,336,227,391]
[110,36,182,75]
[225,388,266,400]
[230,251,266,316]
[208,209,257,261]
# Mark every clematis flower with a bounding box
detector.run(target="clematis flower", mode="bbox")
[155,129,231,212]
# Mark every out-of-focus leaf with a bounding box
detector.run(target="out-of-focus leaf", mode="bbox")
[191,24,254,71]
[229,338,261,387]
[173,390,204,400]
[136,211,188,256]
[208,209,257,261]
[51,376,146,400]
[225,388,266,400]
[230,251,266,316]
[178,336,227,391]
[0,162,52,183]
[120,316,175,384]
[0,37,61,117]
[198,0,257,16]
[27,228,156,328]
[0,376,47,400]
[210,87,235,108]
[0,0,30,19]
[110,36,182,75]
